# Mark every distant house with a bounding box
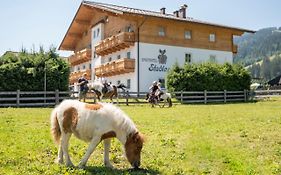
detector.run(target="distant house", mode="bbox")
[59,1,254,93]
[268,75,281,86]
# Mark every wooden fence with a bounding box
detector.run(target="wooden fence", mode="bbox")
[174,90,248,104]
[0,89,280,107]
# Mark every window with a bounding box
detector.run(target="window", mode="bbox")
[109,57,112,62]
[158,78,165,88]
[97,28,100,37]
[158,27,165,36]
[209,55,217,63]
[125,26,133,32]
[77,66,80,71]
[117,55,121,59]
[89,63,91,69]
[83,65,86,70]
[127,79,131,89]
[209,33,216,42]
[185,53,192,63]
[93,31,96,39]
[127,52,131,59]
[117,80,121,85]
[184,30,192,39]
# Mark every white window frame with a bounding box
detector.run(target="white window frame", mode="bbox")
[158,27,165,37]
[209,33,216,42]
[184,30,192,40]
[127,79,131,89]
[209,55,217,63]
[185,53,192,63]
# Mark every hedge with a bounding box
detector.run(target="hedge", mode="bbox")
[166,63,251,92]
[0,48,70,91]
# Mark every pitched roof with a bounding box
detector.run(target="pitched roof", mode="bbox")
[83,1,255,33]
[59,1,255,51]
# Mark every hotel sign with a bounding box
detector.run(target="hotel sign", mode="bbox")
[141,49,170,72]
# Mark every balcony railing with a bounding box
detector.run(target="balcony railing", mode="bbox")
[69,69,91,84]
[95,58,135,77]
[95,32,135,56]
[232,44,238,54]
[68,48,92,66]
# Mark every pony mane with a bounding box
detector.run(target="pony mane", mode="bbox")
[102,103,137,135]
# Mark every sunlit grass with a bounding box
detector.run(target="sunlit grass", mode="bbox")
[0,98,281,174]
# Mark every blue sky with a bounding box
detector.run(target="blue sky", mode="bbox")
[0,0,280,57]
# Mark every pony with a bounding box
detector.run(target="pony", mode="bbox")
[90,81,125,102]
[159,92,173,107]
[50,100,144,169]
[147,89,172,107]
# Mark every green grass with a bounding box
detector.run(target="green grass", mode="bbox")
[0,98,281,174]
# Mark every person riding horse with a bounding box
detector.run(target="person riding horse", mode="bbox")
[146,81,164,101]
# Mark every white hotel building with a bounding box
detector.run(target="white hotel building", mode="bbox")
[59,1,254,93]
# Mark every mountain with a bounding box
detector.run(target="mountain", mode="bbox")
[234,27,281,66]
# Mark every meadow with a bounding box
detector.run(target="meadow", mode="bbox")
[0,98,281,175]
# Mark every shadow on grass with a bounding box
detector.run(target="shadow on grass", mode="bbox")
[81,166,160,175]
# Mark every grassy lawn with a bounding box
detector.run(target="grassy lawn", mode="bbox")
[0,98,281,174]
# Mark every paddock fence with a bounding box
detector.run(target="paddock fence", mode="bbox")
[0,89,281,107]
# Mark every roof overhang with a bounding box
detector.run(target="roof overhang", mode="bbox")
[59,1,255,51]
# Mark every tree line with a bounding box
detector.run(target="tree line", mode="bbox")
[248,54,281,82]
[0,47,70,91]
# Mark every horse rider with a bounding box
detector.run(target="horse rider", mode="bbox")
[146,81,161,101]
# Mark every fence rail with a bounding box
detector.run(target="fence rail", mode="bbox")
[0,89,281,107]
[174,90,248,104]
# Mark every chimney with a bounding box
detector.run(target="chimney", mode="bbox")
[160,7,166,14]
[173,10,179,17]
[179,4,188,18]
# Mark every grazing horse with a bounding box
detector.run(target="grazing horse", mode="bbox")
[50,100,144,168]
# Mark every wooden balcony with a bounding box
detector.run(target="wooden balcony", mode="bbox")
[69,69,91,84]
[95,58,135,77]
[95,32,135,56]
[232,44,238,54]
[68,48,92,66]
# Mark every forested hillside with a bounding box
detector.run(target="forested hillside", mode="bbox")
[234,27,281,66]
[234,27,281,81]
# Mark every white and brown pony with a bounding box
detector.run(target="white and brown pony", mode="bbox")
[90,81,118,102]
[50,100,144,168]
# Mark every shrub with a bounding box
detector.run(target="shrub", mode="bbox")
[0,48,70,91]
[166,63,251,92]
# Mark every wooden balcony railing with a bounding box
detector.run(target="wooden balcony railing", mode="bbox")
[232,44,238,54]
[95,32,135,56]
[95,58,135,77]
[68,48,92,66]
[69,69,91,84]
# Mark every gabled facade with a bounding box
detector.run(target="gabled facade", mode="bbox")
[59,1,254,93]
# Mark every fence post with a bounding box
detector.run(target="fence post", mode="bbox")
[55,90,59,105]
[180,91,183,103]
[204,90,207,104]
[224,90,227,103]
[126,91,129,106]
[16,90,20,107]
[244,89,247,102]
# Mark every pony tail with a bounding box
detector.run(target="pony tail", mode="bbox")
[50,109,61,145]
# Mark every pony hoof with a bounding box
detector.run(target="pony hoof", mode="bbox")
[66,162,74,167]
[77,163,86,169]
[55,158,63,164]
[105,162,114,169]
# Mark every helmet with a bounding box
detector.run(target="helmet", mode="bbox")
[153,81,157,85]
